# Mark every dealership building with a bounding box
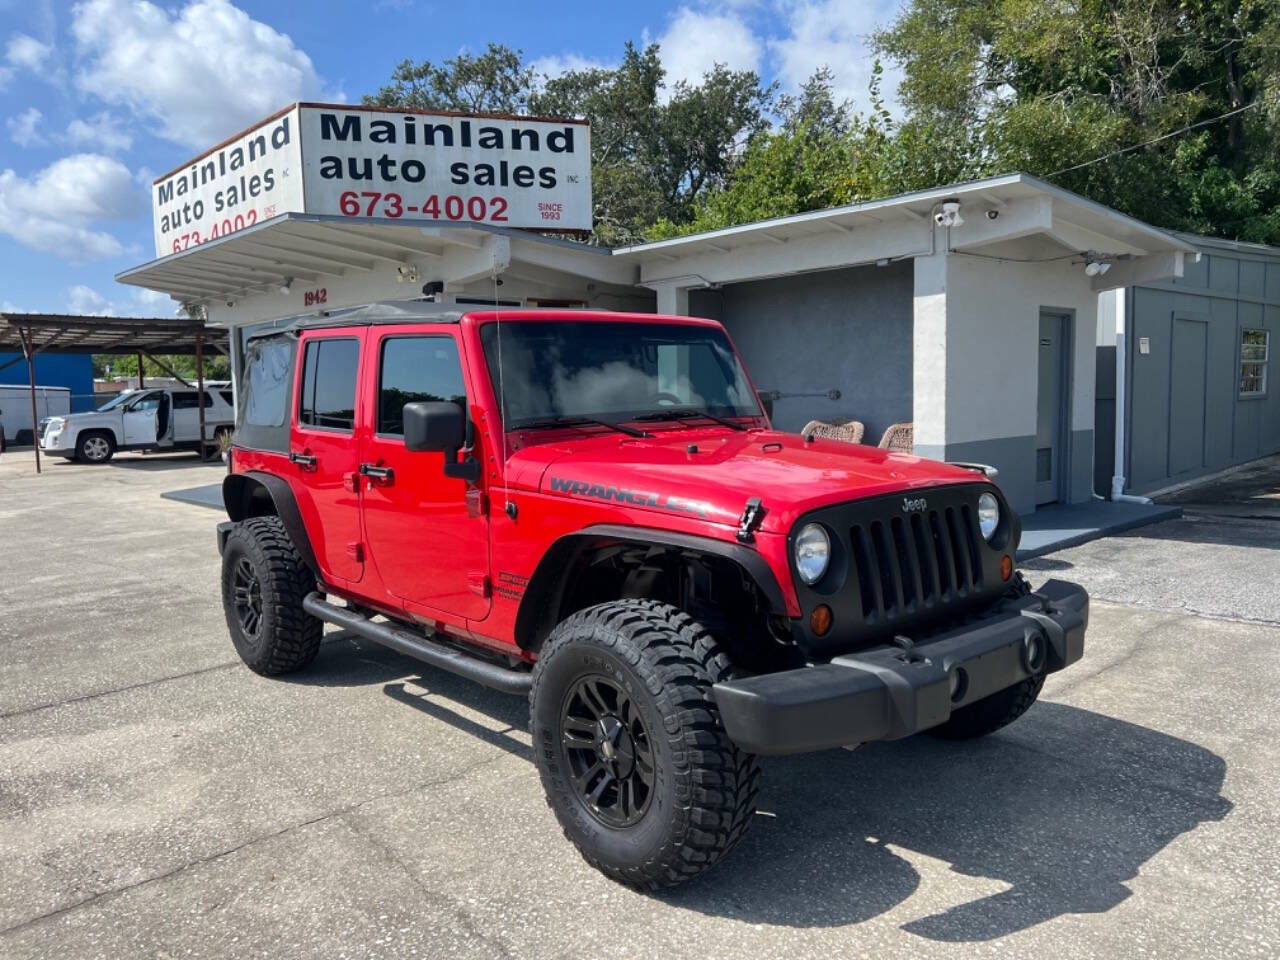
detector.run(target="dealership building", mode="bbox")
[119,103,1278,515]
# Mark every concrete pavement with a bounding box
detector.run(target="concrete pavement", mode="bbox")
[1,449,1276,959]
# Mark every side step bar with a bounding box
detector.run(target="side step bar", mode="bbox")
[302,593,532,695]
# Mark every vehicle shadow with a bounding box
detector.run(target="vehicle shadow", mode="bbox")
[305,633,1232,940]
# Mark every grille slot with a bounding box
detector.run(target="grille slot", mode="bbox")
[850,503,984,626]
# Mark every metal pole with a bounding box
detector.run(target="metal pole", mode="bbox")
[195,332,208,461]
[19,327,41,475]
[137,351,145,389]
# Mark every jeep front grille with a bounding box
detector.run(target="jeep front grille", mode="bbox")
[790,483,1014,656]
[848,505,983,624]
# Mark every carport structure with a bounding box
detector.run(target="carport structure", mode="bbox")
[0,312,230,473]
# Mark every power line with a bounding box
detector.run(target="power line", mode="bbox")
[1044,94,1277,178]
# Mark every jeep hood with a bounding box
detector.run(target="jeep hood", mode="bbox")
[508,429,987,534]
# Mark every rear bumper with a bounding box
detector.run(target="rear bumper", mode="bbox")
[713,579,1088,754]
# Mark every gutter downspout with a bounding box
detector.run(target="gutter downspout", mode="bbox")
[1110,286,1153,505]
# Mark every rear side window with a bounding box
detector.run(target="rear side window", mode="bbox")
[299,338,359,431]
[172,392,213,409]
[220,390,234,405]
[377,336,466,436]
[242,338,293,428]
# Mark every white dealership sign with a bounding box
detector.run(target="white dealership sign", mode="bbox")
[152,104,593,258]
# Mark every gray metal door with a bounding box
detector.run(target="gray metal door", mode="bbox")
[1168,318,1207,476]
[1036,313,1069,505]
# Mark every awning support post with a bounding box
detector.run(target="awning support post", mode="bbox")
[18,327,41,475]
[196,332,208,461]
[137,352,145,389]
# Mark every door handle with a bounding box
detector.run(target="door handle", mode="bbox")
[289,451,317,469]
[359,463,394,482]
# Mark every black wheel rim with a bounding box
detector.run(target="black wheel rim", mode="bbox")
[231,557,263,639]
[559,674,655,828]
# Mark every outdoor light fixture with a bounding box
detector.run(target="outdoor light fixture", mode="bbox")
[1083,252,1112,277]
[278,278,293,295]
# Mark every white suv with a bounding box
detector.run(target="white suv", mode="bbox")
[42,387,234,463]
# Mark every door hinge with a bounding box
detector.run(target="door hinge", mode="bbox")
[467,572,491,598]
[465,488,489,518]
[346,541,364,563]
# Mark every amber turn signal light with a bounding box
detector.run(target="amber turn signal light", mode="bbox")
[1001,555,1013,581]
[810,604,833,636]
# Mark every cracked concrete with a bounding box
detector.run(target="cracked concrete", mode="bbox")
[1,448,1277,959]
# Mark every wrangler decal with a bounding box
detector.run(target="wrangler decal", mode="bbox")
[549,475,711,518]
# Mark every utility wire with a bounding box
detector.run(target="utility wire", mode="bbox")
[1044,94,1278,178]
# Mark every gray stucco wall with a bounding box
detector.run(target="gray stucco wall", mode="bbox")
[1120,238,1280,494]
[690,261,913,440]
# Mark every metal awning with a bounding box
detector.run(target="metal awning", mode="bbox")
[116,213,627,305]
[0,312,228,356]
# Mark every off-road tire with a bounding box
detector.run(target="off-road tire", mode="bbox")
[220,516,322,676]
[76,431,115,463]
[530,600,761,889]
[929,571,1042,739]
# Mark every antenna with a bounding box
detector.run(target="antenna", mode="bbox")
[492,268,511,514]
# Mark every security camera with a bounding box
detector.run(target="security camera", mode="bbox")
[986,209,1000,220]
[934,199,964,228]
[397,264,420,284]
[225,299,235,308]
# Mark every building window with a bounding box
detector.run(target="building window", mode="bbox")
[1240,329,1269,398]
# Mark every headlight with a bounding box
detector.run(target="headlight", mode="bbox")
[794,523,831,585]
[977,491,1000,540]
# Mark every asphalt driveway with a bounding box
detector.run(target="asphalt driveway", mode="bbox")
[1,450,1276,959]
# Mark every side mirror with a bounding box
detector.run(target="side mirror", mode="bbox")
[403,401,465,452]
[402,401,480,483]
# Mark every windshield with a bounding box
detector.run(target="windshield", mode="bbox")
[480,321,761,428]
[96,392,133,411]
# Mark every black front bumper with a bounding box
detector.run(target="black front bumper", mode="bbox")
[713,579,1088,754]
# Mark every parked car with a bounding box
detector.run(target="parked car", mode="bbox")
[42,387,233,462]
[216,301,1089,889]
[0,384,72,448]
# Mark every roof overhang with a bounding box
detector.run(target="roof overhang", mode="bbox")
[614,173,1199,293]
[116,213,638,307]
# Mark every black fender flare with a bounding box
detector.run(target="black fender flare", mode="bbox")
[513,523,788,651]
[222,471,321,580]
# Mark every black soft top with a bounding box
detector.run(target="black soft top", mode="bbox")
[249,299,552,340]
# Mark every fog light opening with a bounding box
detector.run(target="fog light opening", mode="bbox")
[948,667,968,703]
[1022,633,1047,674]
[810,604,833,637]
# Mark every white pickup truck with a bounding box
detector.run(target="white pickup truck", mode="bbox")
[41,387,234,463]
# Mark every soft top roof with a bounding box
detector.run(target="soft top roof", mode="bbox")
[248,300,720,341]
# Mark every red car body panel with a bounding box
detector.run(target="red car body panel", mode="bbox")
[232,308,1001,658]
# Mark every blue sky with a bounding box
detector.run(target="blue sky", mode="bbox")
[0,0,899,317]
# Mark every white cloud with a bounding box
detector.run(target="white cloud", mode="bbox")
[531,52,614,81]
[67,284,114,315]
[0,153,145,260]
[66,112,133,152]
[770,0,902,113]
[70,0,338,148]
[653,6,763,88]
[6,33,52,71]
[65,284,172,317]
[8,107,44,146]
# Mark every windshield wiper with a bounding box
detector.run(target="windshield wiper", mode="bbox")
[509,415,649,438]
[632,408,748,431]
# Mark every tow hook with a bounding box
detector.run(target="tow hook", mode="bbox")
[736,497,766,543]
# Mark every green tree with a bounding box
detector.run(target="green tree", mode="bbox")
[873,0,1280,241]
[93,354,230,382]
[365,43,537,114]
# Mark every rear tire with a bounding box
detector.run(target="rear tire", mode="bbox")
[220,516,322,675]
[530,599,761,889]
[76,431,115,463]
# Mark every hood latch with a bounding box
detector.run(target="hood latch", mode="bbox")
[736,497,766,543]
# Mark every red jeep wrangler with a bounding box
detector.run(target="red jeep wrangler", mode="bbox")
[218,301,1087,888]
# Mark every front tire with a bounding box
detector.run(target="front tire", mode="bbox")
[76,431,115,463]
[220,516,322,675]
[530,600,760,889]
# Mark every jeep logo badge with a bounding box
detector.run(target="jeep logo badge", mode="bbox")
[902,497,928,513]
